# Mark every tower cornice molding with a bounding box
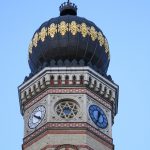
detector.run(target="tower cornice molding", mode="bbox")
[23,122,114,149]
[23,87,113,113]
[19,67,118,90]
[18,67,118,117]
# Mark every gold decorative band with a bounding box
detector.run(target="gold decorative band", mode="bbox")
[29,21,110,59]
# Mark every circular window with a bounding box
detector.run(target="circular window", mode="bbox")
[55,100,79,119]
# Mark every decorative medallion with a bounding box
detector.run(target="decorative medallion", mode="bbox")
[55,100,79,119]
[32,33,39,47]
[90,26,97,41]
[89,105,108,129]
[80,23,88,37]
[69,21,78,35]
[58,21,68,36]
[98,32,104,46]
[39,27,47,42]
[48,23,57,38]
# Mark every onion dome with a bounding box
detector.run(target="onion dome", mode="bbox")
[28,1,110,75]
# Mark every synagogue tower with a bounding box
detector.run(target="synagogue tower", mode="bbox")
[18,1,119,150]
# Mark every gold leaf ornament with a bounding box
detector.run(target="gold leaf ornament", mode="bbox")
[48,23,57,38]
[104,38,109,53]
[29,20,110,60]
[98,32,104,46]
[58,21,68,36]
[90,26,97,41]
[69,21,78,35]
[39,27,47,42]
[32,33,39,47]
[108,52,110,60]
[104,38,110,59]
[28,41,33,54]
[80,23,88,37]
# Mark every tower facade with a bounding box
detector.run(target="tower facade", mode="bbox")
[18,1,119,150]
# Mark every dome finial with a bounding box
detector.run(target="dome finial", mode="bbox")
[60,0,77,16]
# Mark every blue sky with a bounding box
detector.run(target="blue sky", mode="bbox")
[0,0,150,149]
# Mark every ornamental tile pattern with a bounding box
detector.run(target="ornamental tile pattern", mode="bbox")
[24,88,112,111]
[23,122,113,147]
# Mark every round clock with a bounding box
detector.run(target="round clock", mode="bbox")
[89,105,108,129]
[28,105,46,129]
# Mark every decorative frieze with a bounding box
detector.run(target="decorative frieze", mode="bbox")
[23,88,112,112]
[23,122,113,146]
[20,74,116,106]
[18,68,118,118]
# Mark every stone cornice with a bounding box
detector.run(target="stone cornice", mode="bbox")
[23,122,114,149]
[18,67,118,117]
[19,67,118,90]
[24,88,112,112]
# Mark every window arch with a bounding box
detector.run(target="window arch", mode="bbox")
[80,75,84,84]
[94,80,97,88]
[58,75,62,86]
[72,75,76,84]
[65,75,69,85]
[33,84,36,92]
[23,91,27,99]
[38,81,41,89]
[42,77,46,85]
[88,76,92,85]
[50,75,54,85]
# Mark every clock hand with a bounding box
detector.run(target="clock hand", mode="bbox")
[33,115,41,120]
[96,111,101,123]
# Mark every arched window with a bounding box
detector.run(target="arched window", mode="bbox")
[99,83,102,91]
[50,75,54,85]
[58,76,62,86]
[24,91,27,99]
[65,75,69,85]
[72,75,76,84]
[104,87,107,95]
[38,81,41,89]
[43,77,46,85]
[33,84,36,93]
[94,80,97,88]
[109,90,112,98]
[80,75,84,85]
[28,88,32,95]
[88,77,92,85]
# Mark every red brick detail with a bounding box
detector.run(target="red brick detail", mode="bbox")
[23,123,114,150]
[65,80,69,85]
[41,144,94,150]
[24,88,111,111]
[56,144,78,150]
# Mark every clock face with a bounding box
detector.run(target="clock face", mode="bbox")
[89,105,108,129]
[28,105,46,129]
